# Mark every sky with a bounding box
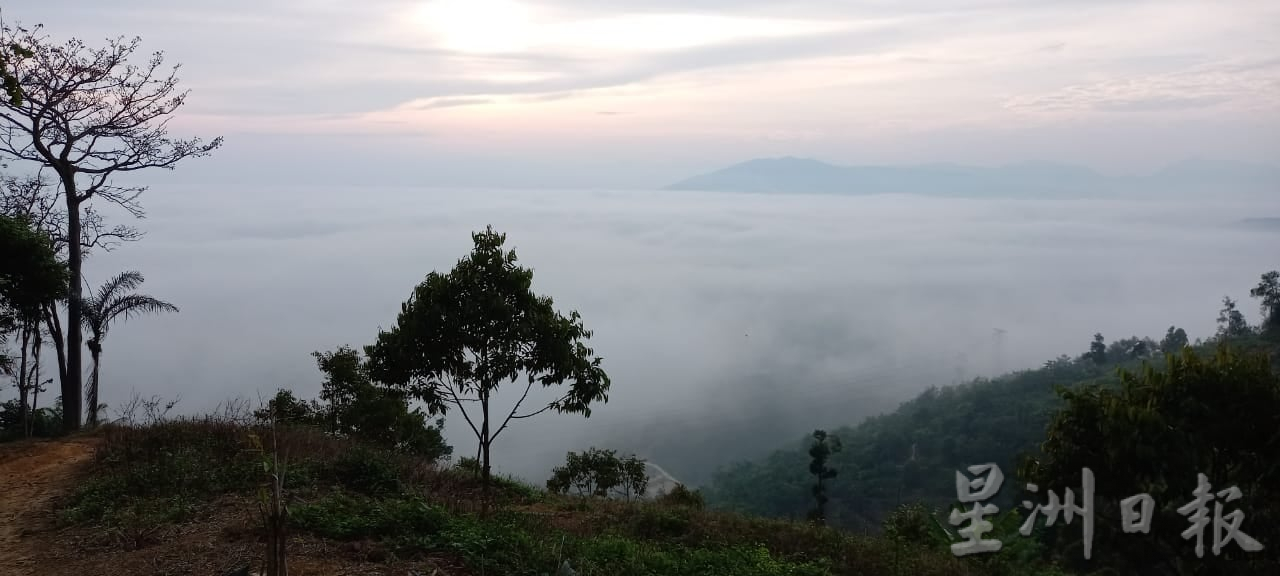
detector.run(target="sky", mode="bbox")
[3,0,1279,188]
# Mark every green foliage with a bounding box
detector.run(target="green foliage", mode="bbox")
[290,493,450,542]
[882,502,946,549]
[546,447,648,500]
[807,430,841,524]
[1085,333,1107,365]
[60,419,258,526]
[655,483,706,510]
[1023,344,1280,575]
[0,213,66,317]
[254,388,319,425]
[365,226,611,485]
[313,346,453,461]
[318,446,406,496]
[1217,296,1251,339]
[1161,325,1190,355]
[0,397,61,440]
[0,34,32,105]
[1252,270,1280,336]
[704,337,1159,530]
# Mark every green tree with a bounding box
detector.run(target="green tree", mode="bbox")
[1,213,66,436]
[1160,326,1189,355]
[1085,333,1107,365]
[1021,345,1280,575]
[80,271,177,426]
[1216,296,1250,339]
[807,429,841,525]
[312,346,451,461]
[254,389,319,426]
[546,447,648,501]
[1250,270,1280,336]
[366,226,610,493]
[0,26,221,430]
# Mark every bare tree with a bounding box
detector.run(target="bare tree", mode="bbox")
[0,24,221,429]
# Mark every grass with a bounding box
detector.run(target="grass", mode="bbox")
[57,417,992,575]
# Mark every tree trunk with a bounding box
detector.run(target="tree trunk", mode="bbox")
[86,344,101,427]
[29,332,41,437]
[481,390,491,514]
[17,321,31,437]
[61,178,83,431]
[42,302,66,388]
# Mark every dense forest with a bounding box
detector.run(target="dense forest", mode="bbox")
[704,274,1280,574]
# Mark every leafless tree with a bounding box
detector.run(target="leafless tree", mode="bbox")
[0,24,222,430]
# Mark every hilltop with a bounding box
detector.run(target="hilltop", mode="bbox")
[666,157,1280,197]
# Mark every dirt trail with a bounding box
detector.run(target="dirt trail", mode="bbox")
[0,436,99,570]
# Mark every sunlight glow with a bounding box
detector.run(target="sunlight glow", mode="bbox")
[412,0,537,54]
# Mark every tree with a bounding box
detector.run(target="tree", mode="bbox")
[808,429,841,525]
[1160,326,1189,355]
[1085,332,1107,365]
[0,25,221,430]
[1021,345,1280,575]
[80,271,177,426]
[0,213,66,436]
[1250,270,1280,336]
[0,19,30,106]
[312,346,452,460]
[366,226,610,495]
[546,447,648,501]
[1216,296,1250,339]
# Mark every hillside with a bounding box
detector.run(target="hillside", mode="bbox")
[704,331,1280,530]
[0,420,992,576]
[667,157,1280,197]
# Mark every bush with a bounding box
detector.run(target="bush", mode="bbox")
[882,502,946,548]
[61,418,258,526]
[319,447,405,496]
[291,493,449,542]
[655,483,706,510]
[546,447,648,500]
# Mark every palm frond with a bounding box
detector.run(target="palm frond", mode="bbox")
[93,271,145,310]
[103,293,179,326]
[79,271,177,337]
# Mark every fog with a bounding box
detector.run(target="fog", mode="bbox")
[69,183,1280,485]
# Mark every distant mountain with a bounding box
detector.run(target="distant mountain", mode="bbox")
[666,157,1278,197]
[1239,217,1280,231]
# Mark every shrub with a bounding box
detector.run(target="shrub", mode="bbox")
[655,483,706,510]
[546,447,648,500]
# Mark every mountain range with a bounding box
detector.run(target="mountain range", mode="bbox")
[666,157,1280,198]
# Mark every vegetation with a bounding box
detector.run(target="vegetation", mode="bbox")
[254,347,453,461]
[79,271,178,426]
[807,430,841,525]
[1021,345,1279,575]
[546,447,649,501]
[57,413,982,576]
[0,24,220,430]
[706,271,1280,574]
[365,226,611,491]
[0,212,66,438]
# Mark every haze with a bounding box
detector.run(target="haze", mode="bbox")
[1,0,1277,483]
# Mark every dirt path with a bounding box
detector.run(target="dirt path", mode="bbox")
[0,436,99,570]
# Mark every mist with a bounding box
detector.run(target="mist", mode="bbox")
[70,183,1280,485]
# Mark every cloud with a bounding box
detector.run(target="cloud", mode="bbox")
[81,185,1280,483]
[1004,59,1280,115]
